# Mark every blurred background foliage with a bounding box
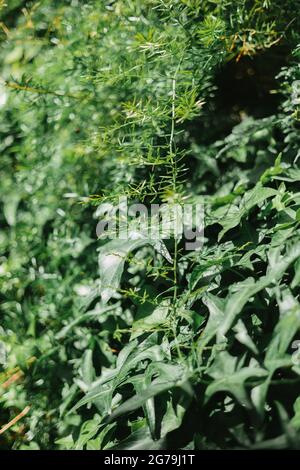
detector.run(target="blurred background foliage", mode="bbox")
[0,0,300,449]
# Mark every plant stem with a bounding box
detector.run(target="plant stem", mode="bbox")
[169,71,184,361]
[170,77,178,308]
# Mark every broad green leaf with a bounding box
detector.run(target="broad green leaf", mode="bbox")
[233,320,258,354]
[291,397,300,430]
[218,183,277,240]
[205,352,267,408]
[108,363,189,423]
[99,236,171,303]
[130,301,169,340]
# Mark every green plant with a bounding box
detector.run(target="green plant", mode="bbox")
[0,0,300,450]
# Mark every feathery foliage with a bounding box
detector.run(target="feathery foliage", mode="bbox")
[1,0,300,450]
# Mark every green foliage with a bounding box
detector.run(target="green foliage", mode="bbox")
[0,0,300,450]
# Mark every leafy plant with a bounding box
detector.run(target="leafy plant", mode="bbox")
[0,0,300,450]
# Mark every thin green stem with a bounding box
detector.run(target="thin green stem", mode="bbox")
[170,77,178,308]
[168,67,184,361]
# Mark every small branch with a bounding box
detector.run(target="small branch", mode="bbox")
[0,356,36,390]
[0,406,31,435]
[0,21,10,36]
[1,370,24,389]
[4,80,86,100]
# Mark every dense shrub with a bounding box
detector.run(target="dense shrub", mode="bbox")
[0,0,300,450]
